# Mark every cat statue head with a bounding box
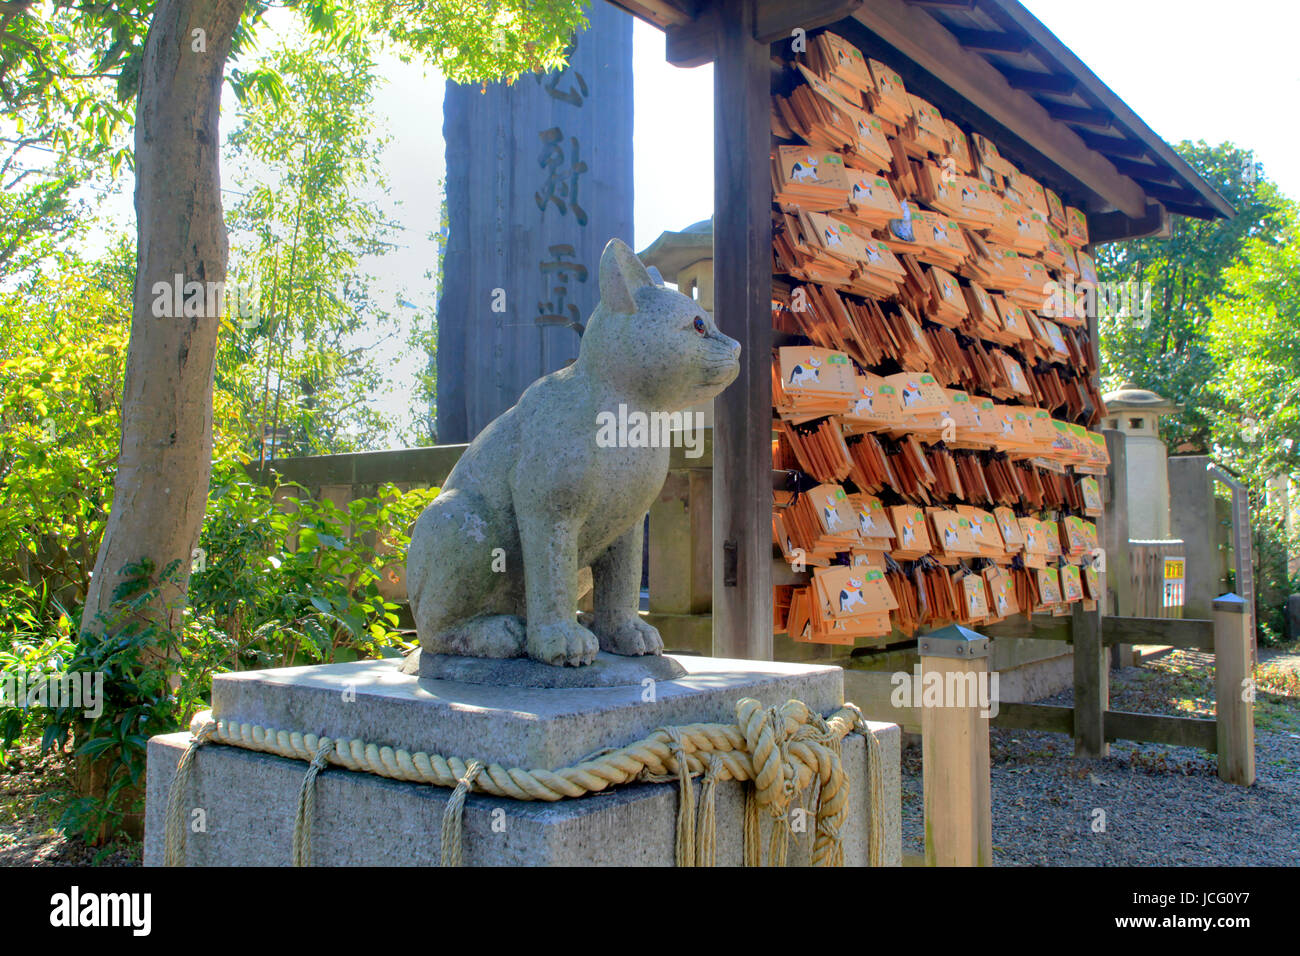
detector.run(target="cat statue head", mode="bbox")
[579,238,740,411]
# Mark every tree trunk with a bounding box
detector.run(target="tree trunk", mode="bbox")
[82,0,245,638]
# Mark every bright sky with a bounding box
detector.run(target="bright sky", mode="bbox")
[1023,0,1300,197]
[87,1,1300,444]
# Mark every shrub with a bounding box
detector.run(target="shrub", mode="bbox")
[189,466,437,670]
[23,470,437,843]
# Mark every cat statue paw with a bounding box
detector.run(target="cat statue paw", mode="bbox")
[578,611,665,657]
[405,238,740,666]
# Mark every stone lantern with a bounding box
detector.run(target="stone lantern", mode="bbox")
[638,217,714,307]
[639,217,716,426]
[1101,382,1180,539]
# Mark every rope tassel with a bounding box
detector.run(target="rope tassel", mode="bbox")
[743,787,762,867]
[440,760,483,867]
[163,720,215,867]
[695,754,722,867]
[664,728,696,867]
[291,738,335,867]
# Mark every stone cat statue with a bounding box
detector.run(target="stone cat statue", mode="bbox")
[405,238,740,667]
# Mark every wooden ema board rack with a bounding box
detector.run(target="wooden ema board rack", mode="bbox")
[771,30,1107,647]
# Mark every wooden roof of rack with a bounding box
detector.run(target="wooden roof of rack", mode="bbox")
[608,0,1232,243]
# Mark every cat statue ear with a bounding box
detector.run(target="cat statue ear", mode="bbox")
[599,238,655,315]
[645,265,666,287]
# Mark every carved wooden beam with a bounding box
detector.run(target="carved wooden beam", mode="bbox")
[1132,180,1201,206]
[947,26,1030,53]
[981,0,1233,219]
[609,0,697,29]
[665,5,719,67]
[753,0,866,42]
[1088,202,1170,245]
[1076,130,1149,159]
[668,0,870,66]
[1108,157,1180,184]
[1039,101,1112,130]
[999,66,1077,95]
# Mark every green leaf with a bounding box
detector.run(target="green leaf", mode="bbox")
[74,736,118,759]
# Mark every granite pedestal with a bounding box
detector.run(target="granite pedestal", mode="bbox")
[144,655,901,866]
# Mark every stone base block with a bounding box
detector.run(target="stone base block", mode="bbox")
[144,655,901,866]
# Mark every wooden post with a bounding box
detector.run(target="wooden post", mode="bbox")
[646,442,715,655]
[1207,467,1258,659]
[1072,601,1108,758]
[919,625,992,866]
[710,0,774,661]
[649,467,712,616]
[1169,456,1219,621]
[1213,593,1255,786]
[1102,429,1132,666]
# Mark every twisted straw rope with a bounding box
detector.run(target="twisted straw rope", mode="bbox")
[171,697,882,867]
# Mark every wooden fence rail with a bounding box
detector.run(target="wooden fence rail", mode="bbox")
[991,599,1255,784]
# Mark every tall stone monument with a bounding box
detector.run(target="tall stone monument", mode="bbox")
[436,3,634,444]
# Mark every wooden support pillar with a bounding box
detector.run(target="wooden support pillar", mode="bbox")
[649,464,712,616]
[1169,456,1219,622]
[1072,601,1108,758]
[710,0,773,661]
[1101,429,1132,666]
[919,625,992,866]
[1213,593,1256,786]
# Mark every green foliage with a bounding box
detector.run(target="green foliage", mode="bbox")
[41,557,192,842]
[2,1,298,163]
[1098,142,1300,644]
[0,0,587,846]
[1207,205,1300,643]
[0,159,88,280]
[0,2,147,280]
[1094,141,1287,452]
[189,464,437,672]
[0,237,439,841]
[1206,200,1300,484]
[224,28,405,457]
[1246,501,1300,645]
[0,0,583,285]
[0,582,76,768]
[369,0,587,84]
[26,470,438,843]
[0,246,133,621]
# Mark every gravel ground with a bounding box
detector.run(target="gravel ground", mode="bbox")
[901,649,1300,865]
[0,744,140,867]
